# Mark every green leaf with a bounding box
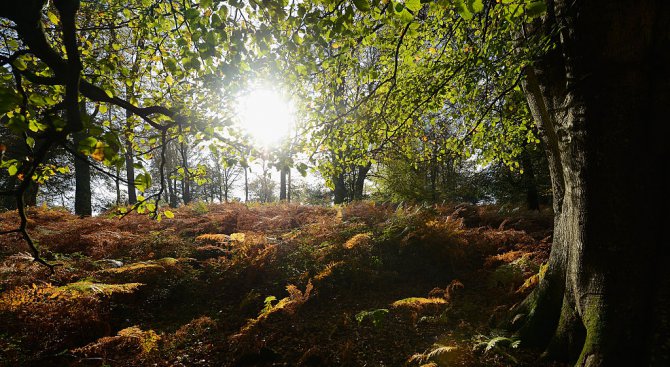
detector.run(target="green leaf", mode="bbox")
[78,137,98,154]
[28,94,54,107]
[0,87,21,114]
[352,0,371,12]
[469,0,484,13]
[135,173,152,192]
[26,136,35,149]
[6,115,28,133]
[525,1,547,18]
[13,58,27,71]
[184,8,200,20]
[8,164,18,176]
[296,163,308,177]
[455,0,473,19]
[28,119,45,132]
[405,0,421,13]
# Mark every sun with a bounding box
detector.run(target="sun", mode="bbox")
[237,87,295,147]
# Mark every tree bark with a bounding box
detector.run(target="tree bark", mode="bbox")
[513,1,669,366]
[333,173,347,204]
[115,166,121,206]
[124,109,137,205]
[73,131,92,216]
[353,162,371,201]
[169,178,178,207]
[180,140,191,205]
[23,181,38,207]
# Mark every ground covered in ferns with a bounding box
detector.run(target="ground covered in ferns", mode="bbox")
[0,202,565,367]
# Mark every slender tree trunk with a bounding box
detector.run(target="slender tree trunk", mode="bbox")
[115,166,121,206]
[179,140,191,204]
[124,108,137,204]
[430,153,438,202]
[215,160,223,203]
[169,178,178,207]
[219,175,224,203]
[244,166,248,202]
[124,141,136,204]
[73,131,92,216]
[279,166,288,201]
[513,2,669,366]
[287,168,291,203]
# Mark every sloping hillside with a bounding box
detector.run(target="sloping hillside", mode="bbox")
[0,202,561,366]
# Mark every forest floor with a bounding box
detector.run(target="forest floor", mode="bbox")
[0,202,567,367]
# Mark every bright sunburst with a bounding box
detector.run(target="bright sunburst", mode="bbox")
[236,87,294,147]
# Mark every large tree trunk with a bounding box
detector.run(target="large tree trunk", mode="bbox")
[333,173,347,204]
[353,162,371,201]
[23,181,38,207]
[73,131,92,216]
[513,1,668,366]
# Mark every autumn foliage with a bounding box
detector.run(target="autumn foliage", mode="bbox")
[0,202,555,366]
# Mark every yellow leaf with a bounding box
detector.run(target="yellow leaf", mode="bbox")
[47,11,59,25]
[91,142,105,161]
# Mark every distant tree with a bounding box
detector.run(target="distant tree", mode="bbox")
[218,159,242,203]
[248,159,276,203]
[292,179,332,206]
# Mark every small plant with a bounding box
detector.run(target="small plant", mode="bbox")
[355,308,389,327]
[73,326,161,359]
[472,334,521,364]
[192,201,210,215]
[408,343,461,366]
[261,295,278,316]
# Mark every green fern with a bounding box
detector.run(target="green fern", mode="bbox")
[473,334,521,364]
[355,308,389,327]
